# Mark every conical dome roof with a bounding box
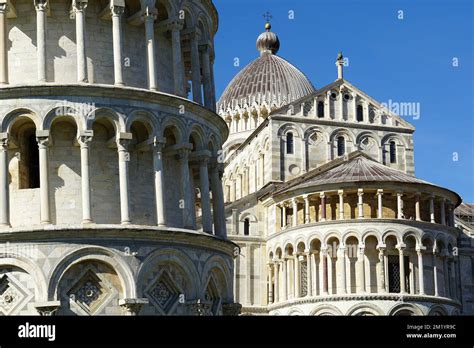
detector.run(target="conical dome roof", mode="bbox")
[217,23,315,113]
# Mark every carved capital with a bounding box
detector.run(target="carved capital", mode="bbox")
[117,138,131,152]
[72,0,88,13]
[119,298,148,316]
[188,299,211,316]
[34,0,48,12]
[141,5,157,22]
[177,147,190,161]
[36,136,49,149]
[222,303,242,316]
[34,301,61,316]
[0,1,8,14]
[78,131,93,149]
[0,136,8,151]
[110,5,125,17]
[168,19,184,32]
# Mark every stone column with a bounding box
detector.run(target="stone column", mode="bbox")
[429,195,435,223]
[236,174,242,200]
[432,250,439,296]
[34,0,48,82]
[357,188,364,219]
[111,2,125,86]
[291,198,298,227]
[281,203,287,228]
[200,44,214,111]
[313,252,318,296]
[398,245,406,293]
[397,192,403,219]
[449,259,455,299]
[338,245,347,294]
[303,195,310,223]
[117,136,132,225]
[338,190,344,220]
[0,0,8,85]
[152,138,166,226]
[320,192,326,221]
[305,250,312,296]
[378,246,386,292]
[199,156,212,233]
[258,153,264,188]
[440,198,446,225]
[0,135,9,226]
[294,255,300,298]
[363,101,369,123]
[321,247,328,295]
[170,20,185,96]
[72,0,88,82]
[356,245,366,293]
[338,87,344,120]
[267,263,273,304]
[350,92,357,122]
[443,254,449,296]
[324,91,330,119]
[142,3,157,90]
[377,189,383,218]
[415,193,421,221]
[37,133,51,224]
[417,248,425,295]
[190,31,202,103]
[78,133,93,223]
[281,258,287,301]
[274,261,279,302]
[210,163,226,238]
[178,148,194,229]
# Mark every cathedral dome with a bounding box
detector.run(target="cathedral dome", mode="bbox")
[217,24,315,113]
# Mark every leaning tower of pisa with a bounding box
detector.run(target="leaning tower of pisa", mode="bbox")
[0,0,239,316]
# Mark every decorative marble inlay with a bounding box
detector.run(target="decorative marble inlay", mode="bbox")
[145,271,180,314]
[68,270,111,314]
[0,274,32,315]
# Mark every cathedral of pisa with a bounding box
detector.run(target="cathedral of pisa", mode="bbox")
[0,0,472,316]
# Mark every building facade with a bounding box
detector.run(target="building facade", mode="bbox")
[0,0,240,316]
[220,23,474,316]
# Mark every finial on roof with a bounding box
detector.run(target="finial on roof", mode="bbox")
[336,51,344,80]
[257,13,280,56]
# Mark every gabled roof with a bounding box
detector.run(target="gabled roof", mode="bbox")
[272,151,458,199]
[271,78,415,131]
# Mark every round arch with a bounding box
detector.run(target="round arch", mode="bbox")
[388,303,423,316]
[42,106,85,133]
[86,107,125,133]
[200,255,233,301]
[310,304,343,316]
[346,303,384,316]
[0,256,48,302]
[1,108,42,133]
[136,248,200,299]
[48,246,135,301]
[277,123,304,138]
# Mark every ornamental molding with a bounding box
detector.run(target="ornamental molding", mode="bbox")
[267,293,462,311]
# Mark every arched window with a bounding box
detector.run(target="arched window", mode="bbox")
[286,132,294,154]
[389,141,397,163]
[356,105,364,122]
[337,136,345,157]
[317,101,324,118]
[244,218,250,236]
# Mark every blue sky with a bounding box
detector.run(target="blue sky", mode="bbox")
[213,0,474,202]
